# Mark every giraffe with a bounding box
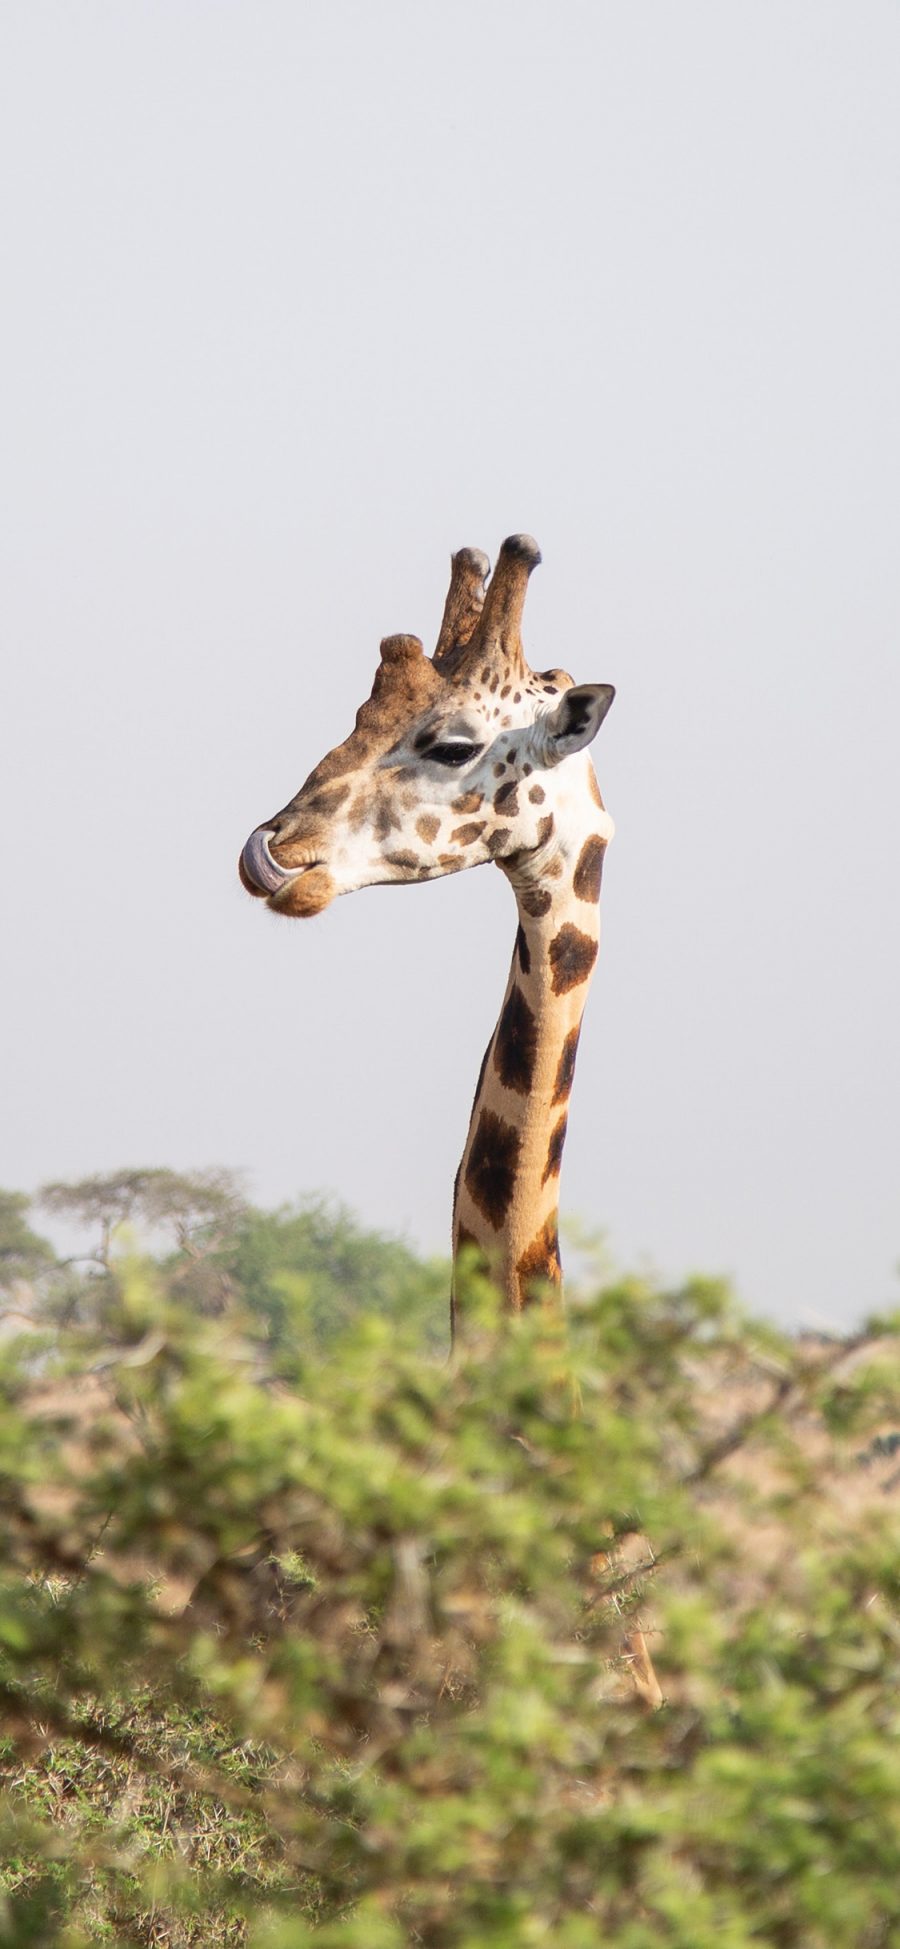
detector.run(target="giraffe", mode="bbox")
[239,560,664,1706]
[239,535,615,1333]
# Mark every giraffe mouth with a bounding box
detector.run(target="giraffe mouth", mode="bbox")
[239,827,310,899]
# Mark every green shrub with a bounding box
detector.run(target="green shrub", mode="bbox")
[0,1185,898,1946]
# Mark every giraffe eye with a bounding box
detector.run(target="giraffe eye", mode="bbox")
[427,742,482,768]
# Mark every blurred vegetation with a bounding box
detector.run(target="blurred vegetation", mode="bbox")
[1,1169,899,1946]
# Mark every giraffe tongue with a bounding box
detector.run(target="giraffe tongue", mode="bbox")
[240,827,301,896]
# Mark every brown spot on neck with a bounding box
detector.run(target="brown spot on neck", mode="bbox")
[542,1113,568,1185]
[520,886,552,919]
[573,834,606,903]
[493,984,538,1095]
[548,924,598,995]
[551,1026,581,1104]
[465,1109,521,1229]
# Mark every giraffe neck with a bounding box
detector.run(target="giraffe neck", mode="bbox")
[451,828,605,1329]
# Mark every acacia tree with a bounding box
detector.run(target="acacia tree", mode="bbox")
[39,1168,245,1265]
[37,1168,246,1316]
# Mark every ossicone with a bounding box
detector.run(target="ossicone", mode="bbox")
[380,633,425,664]
[450,533,542,680]
[434,547,491,671]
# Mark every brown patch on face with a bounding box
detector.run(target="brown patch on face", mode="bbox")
[349,794,369,830]
[438,854,464,871]
[494,781,519,814]
[487,828,512,856]
[385,850,422,871]
[493,984,538,1096]
[374,797,401,842]
[516,924,531,976]
[549,924,598,994]
[516,1215,562,1308]
[450,821,486,845]
[528,784,545,804]
[552,1026,581,1104]
[303,782,351,818]
[416,814,440,844]
[269,867,337,919]
[588,766,605,809]
[451,791,483,814]
[465,1109,521,1230]
[521,887,552,919]
[493,763,505,779]
[573,835,606,903]
[536,814,555,848]
[542,1113,568,1185]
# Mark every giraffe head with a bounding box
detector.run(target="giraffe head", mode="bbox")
[239,535,615,919]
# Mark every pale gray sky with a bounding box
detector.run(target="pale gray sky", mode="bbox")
[2,2,899,1327]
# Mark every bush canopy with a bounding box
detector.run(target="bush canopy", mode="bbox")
[1,1173,898,1946]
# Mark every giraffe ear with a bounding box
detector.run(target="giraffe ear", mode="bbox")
[543,684,615,763]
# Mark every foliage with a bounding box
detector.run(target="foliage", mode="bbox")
[30,1170,447,1347]
[0,1195,55,1292]
[0,1179,899,1946]
[218,1196,449,1353]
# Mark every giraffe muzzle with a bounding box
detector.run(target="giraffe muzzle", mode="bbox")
[239,827,305,898]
